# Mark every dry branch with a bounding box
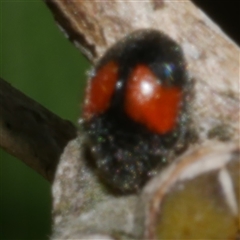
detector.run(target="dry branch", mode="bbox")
[46,0,239,140]
[44,0,239,239]
[0,78,77,182]
[1,0,239,238]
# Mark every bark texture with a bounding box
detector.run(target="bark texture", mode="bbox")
[0,78,77,182]
[44,0,239,239]
[1,0,239,238]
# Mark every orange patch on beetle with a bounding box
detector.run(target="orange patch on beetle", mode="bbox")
[83,61,118,120]
[125,65,182,134]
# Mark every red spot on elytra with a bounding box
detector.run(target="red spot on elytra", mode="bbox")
[125,65,182,134]
[83,61,118,120]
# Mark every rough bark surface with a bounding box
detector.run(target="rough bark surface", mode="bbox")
[0,78,77,182]
[1,0,239,238]
[44,0,239,239]
[46,0,239,141]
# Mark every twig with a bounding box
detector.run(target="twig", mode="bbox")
[46,0,239,140]
[0,78,77,182]
[2,0,239,238]
[44,0,239,239]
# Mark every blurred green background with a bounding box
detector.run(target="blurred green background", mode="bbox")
[0,1,90,239]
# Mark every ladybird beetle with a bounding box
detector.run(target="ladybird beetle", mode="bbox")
[80,30,190,193]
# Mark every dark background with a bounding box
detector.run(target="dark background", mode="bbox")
[0,1,239,239]
[193,0,239,45]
